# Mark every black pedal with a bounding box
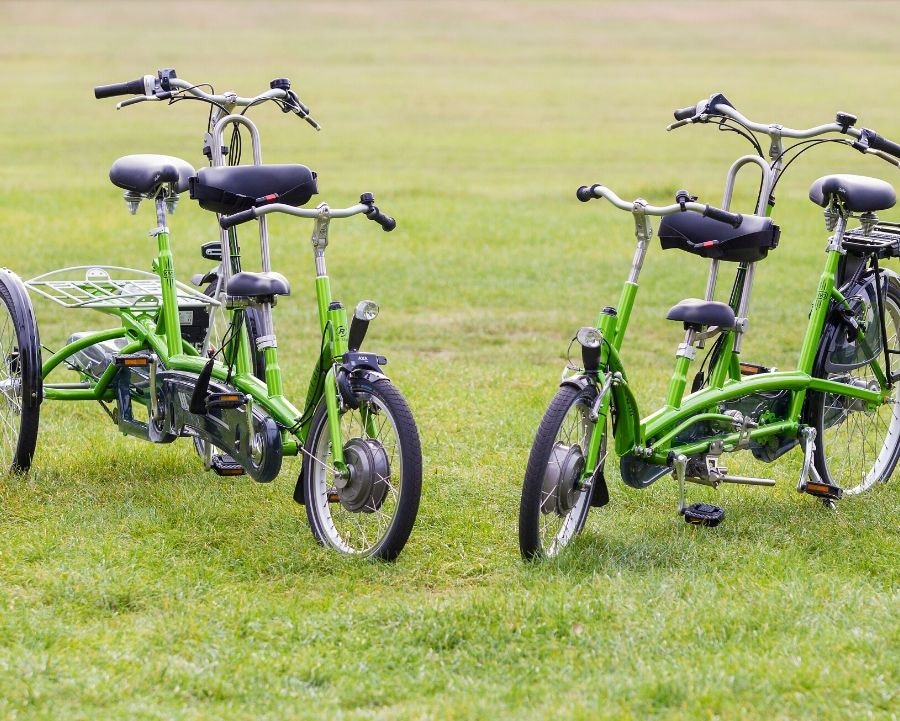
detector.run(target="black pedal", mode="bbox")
[211,453,245,477]
[803,480,844,500]
[205,392,247,411]
[113,353,151,368]
[683,502,725,527]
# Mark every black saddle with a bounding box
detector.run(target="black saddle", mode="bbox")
[109,154,195,195]
[808,174,896,213]
[191,164,318,214]
[227,271,291,299]
[666,298,736,329]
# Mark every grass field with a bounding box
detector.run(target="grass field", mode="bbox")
[1,1,898,719]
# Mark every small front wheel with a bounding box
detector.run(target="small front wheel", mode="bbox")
[0,270,42,473]
[300,376,422,560]
[519,383,604,559]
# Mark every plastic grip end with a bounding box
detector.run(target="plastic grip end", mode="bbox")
[576,185,595,202]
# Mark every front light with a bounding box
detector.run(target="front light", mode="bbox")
[576,326,602,349]
[354,299,379,321]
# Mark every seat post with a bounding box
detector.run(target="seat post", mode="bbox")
[151,194,184,359]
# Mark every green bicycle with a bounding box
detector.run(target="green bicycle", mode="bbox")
[519,93,900,558]
[1,71,422,560]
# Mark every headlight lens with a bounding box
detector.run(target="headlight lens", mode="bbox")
[354,300,379,321]
[576,326,602,349]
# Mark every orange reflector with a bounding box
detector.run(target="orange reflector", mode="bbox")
[220,394,240,402]
[122,358,150,367]
[327,492,340,503]
[806,482,829,494]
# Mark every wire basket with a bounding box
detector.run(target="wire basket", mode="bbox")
[25,266,219,312]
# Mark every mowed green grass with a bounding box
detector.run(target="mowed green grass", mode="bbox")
[0,2,898,719]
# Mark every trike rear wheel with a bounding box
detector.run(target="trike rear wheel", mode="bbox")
[807,282,900,494]
[0,270,42,473]
[519,383,603,559]
[300,376,422,560]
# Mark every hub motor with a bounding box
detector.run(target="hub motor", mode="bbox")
[541,442,585,515]
[338,438,390,512]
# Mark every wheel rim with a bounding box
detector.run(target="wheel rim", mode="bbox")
[309,392,403,555]
[821,292,900,494]
[0,301,24,470]
[539,397,593,557]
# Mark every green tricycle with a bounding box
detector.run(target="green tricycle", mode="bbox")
[519,93,900,558]
[0,70,422,560]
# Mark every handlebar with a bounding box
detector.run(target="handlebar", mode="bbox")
[577,184,743,227]
[94,68,321,130]
[669,92,900,159]
[219,195,397,232]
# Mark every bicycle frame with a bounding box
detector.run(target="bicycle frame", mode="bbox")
[34,192,361,469]
[578,157,894,479]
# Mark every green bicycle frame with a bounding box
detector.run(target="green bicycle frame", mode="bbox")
[579,199,891,477]
[39,196,353,467]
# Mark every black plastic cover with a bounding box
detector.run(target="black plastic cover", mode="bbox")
[658,213,780,263]
[190,164,317,214]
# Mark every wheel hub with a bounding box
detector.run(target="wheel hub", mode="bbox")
[541,442,585,516]
[339,438,391,512]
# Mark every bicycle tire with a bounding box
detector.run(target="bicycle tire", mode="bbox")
[805,280,900,494]
[519,383,604,559]
[0,269,42,473]
[300,376,422,560]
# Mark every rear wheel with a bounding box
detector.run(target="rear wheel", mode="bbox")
[519,383,603,559]
[0,270,42,473]
[300,376,422,560]
[807,281,900,494]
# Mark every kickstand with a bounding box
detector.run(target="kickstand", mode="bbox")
[674,453,688,514]
[797,426,823,492]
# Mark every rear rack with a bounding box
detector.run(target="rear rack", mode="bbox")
[842,222,900,258]
[24,266,219,311]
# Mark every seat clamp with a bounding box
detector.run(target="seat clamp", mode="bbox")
[734,317,749,333]
[256,334,277,350]
[676,343,696,360]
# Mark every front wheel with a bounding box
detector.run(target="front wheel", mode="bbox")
[806,279,900,494]
[0,270,42,473]
[300,376,422,560]
[519,383,604,559]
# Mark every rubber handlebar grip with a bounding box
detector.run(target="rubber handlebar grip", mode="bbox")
[703,205,743,228]
[673,105,696,121]
[869,132,900,159]
[94,78,147,99]
[219,208,258,229]
[366,206,397,232]
[576,185,597,202]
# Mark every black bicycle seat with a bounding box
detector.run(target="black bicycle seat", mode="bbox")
[226,271,291,299]
[109,154,195,195]
[809,174,896,212]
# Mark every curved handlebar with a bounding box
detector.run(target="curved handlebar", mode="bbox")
[94,69,320,129]
[577,184,743,227]
[219,199,396,231]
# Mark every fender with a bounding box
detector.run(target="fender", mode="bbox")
[0,269,42,410]
[336,351,389,408]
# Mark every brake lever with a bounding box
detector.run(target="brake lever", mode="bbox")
[666,119,691,132]
[116,96,155,109]
[867,149,900,168]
